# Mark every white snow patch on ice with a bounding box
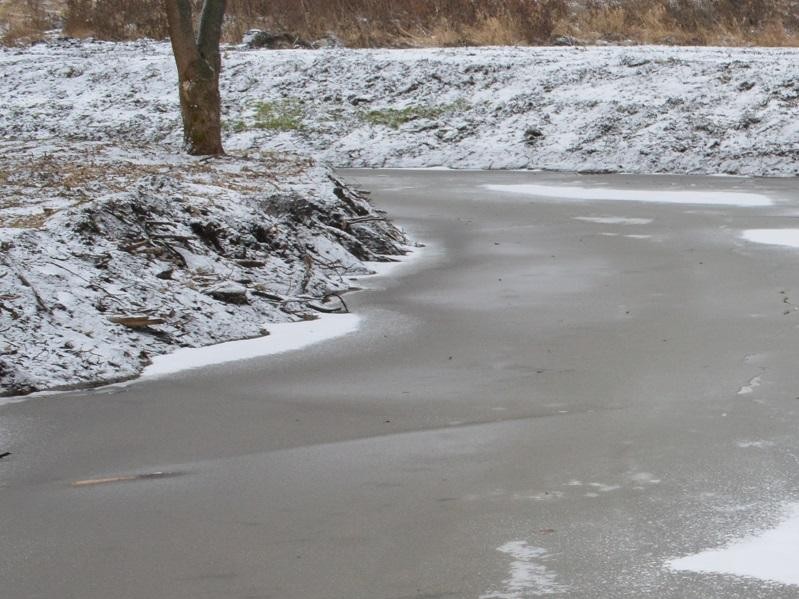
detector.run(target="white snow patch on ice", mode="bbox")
[742,229,799,249]
[481,541,568,598]
[574,217,653,225]
[669,503,799,586]
[142,314,361,378]
[588,482,621,492]
[737,375,762,395]
[361,241,433,279]
[629,471,661,485]
[484,184,773,207]
[737,440,775,449]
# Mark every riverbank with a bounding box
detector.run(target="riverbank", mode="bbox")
[0,141,408,395]
[3,40,799,175]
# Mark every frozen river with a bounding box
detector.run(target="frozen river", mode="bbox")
[3,169,799,598]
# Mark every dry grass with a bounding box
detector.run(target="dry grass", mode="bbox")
[1,0,798,46]
[0,140,318,229]
[558,0,799,46]
[0,0,60,45]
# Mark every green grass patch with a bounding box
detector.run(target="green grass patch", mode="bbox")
[361,100,468,129]
[236,99,306,132]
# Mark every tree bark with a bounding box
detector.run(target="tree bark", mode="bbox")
[164,0,226,156]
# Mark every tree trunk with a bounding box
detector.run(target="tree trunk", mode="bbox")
[177,56,223,155]
[165,0,226,156]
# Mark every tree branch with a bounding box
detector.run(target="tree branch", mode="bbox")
[164,0,199,71]
[197,0,227,66]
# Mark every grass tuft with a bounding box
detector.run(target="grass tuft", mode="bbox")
[234,99,306,132]
[362,100,469,129]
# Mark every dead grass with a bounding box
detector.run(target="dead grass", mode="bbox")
[0,141,316,229]
[556,0,799,46]
[0,0,60,45]
[1,0,798,47]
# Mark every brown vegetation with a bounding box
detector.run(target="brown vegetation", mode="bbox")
[2,0,798,47]
[0,0,60,44]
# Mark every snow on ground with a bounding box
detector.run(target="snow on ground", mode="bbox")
[0,141,407,396]
[669,503,799,586]
[3,40,799,175]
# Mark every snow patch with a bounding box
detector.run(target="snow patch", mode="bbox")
[737,375,762,395]
[736,440,775,449]
[742,229,799,249]
[574,217,653,225]
[143,314,361,377]
[484,184,773,207]
[669,503,799,586]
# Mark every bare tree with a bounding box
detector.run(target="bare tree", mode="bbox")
[164,0,227,155]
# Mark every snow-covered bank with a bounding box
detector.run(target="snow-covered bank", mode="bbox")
[0,142,408,396]
[3,40,799,175]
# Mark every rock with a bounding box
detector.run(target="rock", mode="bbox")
[552,35,578,47]
[348,95,373,106]
[524,127,544,145]
[620,55,650,67]
[313,34,344,49]
[205,282,249,305]
[242,29,311,50]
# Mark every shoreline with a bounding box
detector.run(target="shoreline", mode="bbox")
[0,241,435,406]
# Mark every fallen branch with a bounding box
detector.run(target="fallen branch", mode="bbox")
[108,315,166,328]
[347,216,388,225]
[300,254,314,293]
[308,293,349,314]
[17,271,50,314]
